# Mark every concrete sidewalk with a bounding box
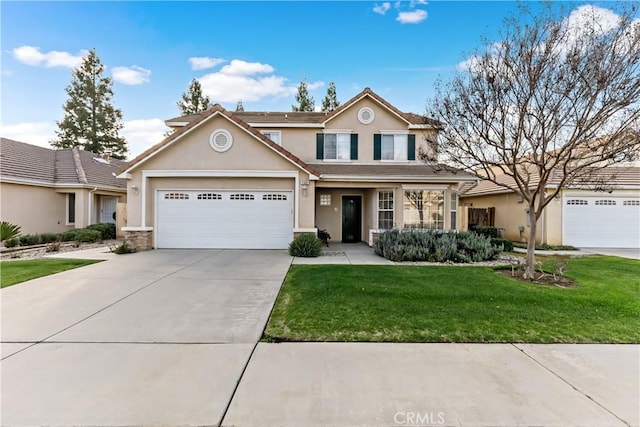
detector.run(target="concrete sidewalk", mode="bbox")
[223,343,639,427]
[292,242,394,265]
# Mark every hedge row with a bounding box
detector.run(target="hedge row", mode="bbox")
[3,223,115,248]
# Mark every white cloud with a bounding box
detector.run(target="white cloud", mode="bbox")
[0,119,168,160]
[121,118,168,159]
[564,5,620,37]
[199,58,323,103]
[373,2,391,15]
[410,0,428,6]
[188,56,225,71]
[219,59,274,76]
[112,66,151,85]
[0,121,56,147]
[396,9,427,24]
[12,46,85,68]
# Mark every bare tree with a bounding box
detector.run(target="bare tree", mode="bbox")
[429,3,640,278]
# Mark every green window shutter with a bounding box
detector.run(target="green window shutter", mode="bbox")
[373,134,381,160]
[408,134,416,160]
[316,134,324,159]
[350,134,358,160]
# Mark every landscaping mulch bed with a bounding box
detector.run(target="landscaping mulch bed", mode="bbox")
[0,241,118,261]
[496,269,577,288]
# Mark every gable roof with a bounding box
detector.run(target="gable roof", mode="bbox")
[0,138,126,189]
[120,105,320,177]
[163,88,441,129]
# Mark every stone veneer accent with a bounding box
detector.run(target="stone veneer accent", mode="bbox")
[123,230,153,251]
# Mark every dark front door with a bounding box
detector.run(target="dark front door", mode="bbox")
[342,196,362,243]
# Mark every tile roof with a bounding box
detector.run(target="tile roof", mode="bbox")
[0,137,126,189]
[121,105,320,177]
[313,163,476,180]
[164,88,441,127]
[460,165,640,196]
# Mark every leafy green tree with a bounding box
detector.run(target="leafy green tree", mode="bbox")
[321,81,340,112]
[51,49,128,159]
[292,79,315,112]
[235,100,245,112]
[177,79,211,115]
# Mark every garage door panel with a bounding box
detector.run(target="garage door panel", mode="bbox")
[157,190,293,249]
[564,197,640,248]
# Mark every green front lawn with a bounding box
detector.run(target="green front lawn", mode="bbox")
[1,259,101,288]
[265,256,640,343]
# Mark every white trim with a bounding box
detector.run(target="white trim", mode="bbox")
[408,124,437,130]
[140,170,301,230]
[121,226,154,231]
[249,122,324,128]
[293,227,318,234]
[322,159,353,163]
[164,121,190,127]
[320,175,477,183]
[322,129,353,134]
[401,184,450,190]
[379,129,409,134]
[0,175,126,192]
[376,189,395,231]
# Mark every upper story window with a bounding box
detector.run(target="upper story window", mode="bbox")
[374,133,415,161]
[316,133,358,161]
[261,131,281,145]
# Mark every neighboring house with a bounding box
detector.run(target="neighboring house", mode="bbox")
[459,166,640,248]
[117,87,477,250]
[0,138,127,235]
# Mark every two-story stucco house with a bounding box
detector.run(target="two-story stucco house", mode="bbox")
[117,88,477,250]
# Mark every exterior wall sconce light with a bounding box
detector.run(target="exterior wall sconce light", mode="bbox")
[130,185,139,195]
[301,181,309,197]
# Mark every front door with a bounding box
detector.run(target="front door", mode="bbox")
[342,196,362,243]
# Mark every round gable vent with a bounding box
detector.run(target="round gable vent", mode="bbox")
[358,107,375,124]
[209,129,233,152]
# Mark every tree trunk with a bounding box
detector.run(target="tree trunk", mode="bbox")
[523,207,537,280]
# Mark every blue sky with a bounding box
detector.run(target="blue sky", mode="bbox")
[0,1,623,158]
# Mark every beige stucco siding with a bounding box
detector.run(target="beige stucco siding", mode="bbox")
[1,183,72,234]
[253,98,438,164]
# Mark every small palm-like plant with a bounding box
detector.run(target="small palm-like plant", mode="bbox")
[0,221,22,242]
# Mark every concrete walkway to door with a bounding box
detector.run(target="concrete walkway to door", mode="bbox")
[1,249,292,426]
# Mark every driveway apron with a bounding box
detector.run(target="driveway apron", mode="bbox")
[1,249,292,426]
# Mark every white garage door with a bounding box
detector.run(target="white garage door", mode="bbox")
[157,190,293,249]
[563,197,640,248]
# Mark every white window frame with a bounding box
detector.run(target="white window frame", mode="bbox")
[261,130,282,145]
[323,132,351,161]
[381,132,408,161]
[209,129,233,152]
[450,191,458,231]
[378,190,394,230]
[66,193,76,225]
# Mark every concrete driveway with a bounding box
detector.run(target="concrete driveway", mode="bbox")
[1,249,292,426]
[581,248,640,260]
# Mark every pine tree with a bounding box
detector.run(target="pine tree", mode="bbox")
[177,79,211,115]
[321,81,340,112]
[51,49,128,159]
[292,79,315,112]
[235,100,245,112]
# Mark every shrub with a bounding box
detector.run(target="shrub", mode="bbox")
[60,230,80,242]
[471,226,500,238]
[40,233,60,244]
[109,240,136,254]
[289,233,323,257]
[73,229,103,243]
[19,234,41,246]
[491,238,514,252]
[3,237,19,248]
[374,229,501,263]
[0,221,21,241]
[87,223,116,240]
